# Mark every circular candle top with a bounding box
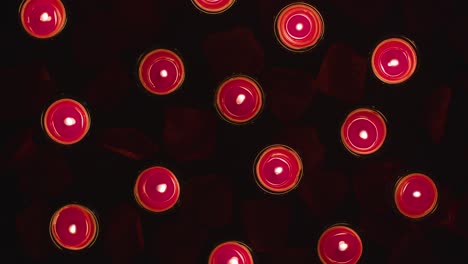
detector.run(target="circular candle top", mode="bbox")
[191,0,236,14]
[275,3,324,51]
[138,49,185,95]
[134,166,181,213]
[394,173,438,219]
[208,241,254,264]
[255,144,303,194]
[20,0,67,39]
[318,225,363,264]
[42,98,91,145]
[340,108,387,156]
[215,75,263,124]
[50,204,98,251]
[371,37,418,84]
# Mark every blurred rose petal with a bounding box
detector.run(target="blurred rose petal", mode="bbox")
[97,128,158,160]
[163,106,216,161]
[241,198,290,252]
[0,63,55,121]
[262,67,317,124]
[16,201,54,261]
[316,43,367,103]
[103,203,144,263]
[83,61,132,113]
[203,27,264,82]
[353,160,401,215]
[181,175,233,228]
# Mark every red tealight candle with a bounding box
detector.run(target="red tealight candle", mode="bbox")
[317,225,363,264]
[394,173,438,219]
[371,37,418,85]
[49,204,99,251]
[191,0,236,14]
[215,75,263,124]
[209,241,254,264]
[138,49,185,95]
[254,144,303,194]
[20,0,67,39]
[340,108,387,156]
[42,98,91,145]
[134,166,181,213]
[275,2,324,52]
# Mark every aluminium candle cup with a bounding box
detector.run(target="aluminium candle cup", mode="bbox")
[20,0,67,39]
[274,2,325,52]
[317,225,363,264]
[191,0,236,14]
[208,241,254,264]
[134,166,181,213]
[215,75,264,125]
[42,98,91,145]
[340,108,387,156]
[254,144,303,194]
[394,173,438,220]
[138,49,186,95]
[49,204,99,251]
[371,37,418,85]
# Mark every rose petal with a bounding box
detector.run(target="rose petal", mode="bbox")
[163,106,216,161]
[316,43,367,103]
[203,27,264,82]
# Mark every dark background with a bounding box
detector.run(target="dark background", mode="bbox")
[5,0,468,263]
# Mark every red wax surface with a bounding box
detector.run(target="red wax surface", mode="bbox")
[394,173,438,219]
[318,225,363,264]
[215,75,263,124]
[138,49,185,95]
[371,37,418,84]
[209,241,254,264]
[42,98,91,145]
[49,204,98,251]
[192,0,236,14]
[275,3,324,51]
[340,108,387,156]
[134,166,180,213]
[20,0,67,39]
[255,144,303,194]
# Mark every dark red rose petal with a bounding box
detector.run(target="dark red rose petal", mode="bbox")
[181,175,233,228]
[353,160,402,214]
[316,43,367,103]
[203,27,264,82]
[16,201,54,261]
[424,85,452,145]
[83,60,132,113]
[241,198,290,252]
[261,67,317,124]
[163,106,216,161]
[103,203,144,262]
[329,0,392,29]
[298,169,348,220]
[97,128,159,160]
[0,63,55,121]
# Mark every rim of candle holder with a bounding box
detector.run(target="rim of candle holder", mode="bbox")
[208,240,255,264]
[19,0,68,39]
[317,223,363,264]
[191,0,236,15]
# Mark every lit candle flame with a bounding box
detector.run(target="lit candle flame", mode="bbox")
[338,241,348,252]
[359,130,368,140]
[64,117,76,126]
[387,59,399,67]
[156,183,167,193]
[296,23,304,31]
[68,224,77,234]
[236,94,246,105]
[40,12,52,22]
[160,69,168,78]
[413,191,421,198]
[274,166,283,175]
[228,257,239,264]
